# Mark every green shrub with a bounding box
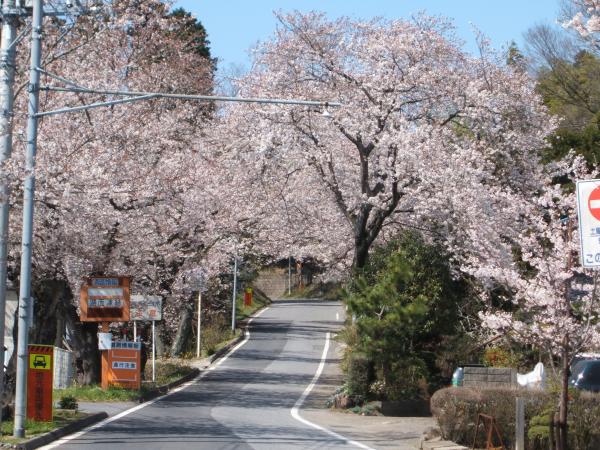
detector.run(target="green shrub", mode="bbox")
[345,352,372,402]
[528,409,552,450]
[381,357,429,401]
[58,395,78,410]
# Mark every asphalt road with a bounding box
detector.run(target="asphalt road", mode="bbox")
[48,299,375,449]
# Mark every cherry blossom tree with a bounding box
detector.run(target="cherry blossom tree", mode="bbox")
[211,12,555,273]
[1,0,226,381]
[472,154,600,450]
[563,0,600,46]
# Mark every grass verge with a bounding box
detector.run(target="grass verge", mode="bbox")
[54,359,195,402]
[0,410,87,444]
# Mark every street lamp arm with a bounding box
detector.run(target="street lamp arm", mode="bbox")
[36,66,87,89]
[34,93,159,117]
[40,84,343,108]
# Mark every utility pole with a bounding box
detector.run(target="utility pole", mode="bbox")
[231,254,237,332]
[13,0,42,437]
[0,0,18,427]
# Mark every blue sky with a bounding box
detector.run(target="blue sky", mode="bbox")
[174,1,561,73]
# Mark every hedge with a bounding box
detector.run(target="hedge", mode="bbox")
[430,387,600,450]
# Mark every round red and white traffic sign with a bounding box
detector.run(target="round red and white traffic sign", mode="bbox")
[589,185,600,221]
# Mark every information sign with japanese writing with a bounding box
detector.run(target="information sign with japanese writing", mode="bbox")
[80,276,131,322]
[101,340,141,390]
[130,295,162,321]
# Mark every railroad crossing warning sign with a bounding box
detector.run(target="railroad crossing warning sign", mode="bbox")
[577,179,600,267]
[27,345,53,421]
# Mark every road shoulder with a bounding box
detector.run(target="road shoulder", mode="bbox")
[301,335,435,450]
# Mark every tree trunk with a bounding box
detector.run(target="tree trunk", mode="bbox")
[31,279,71,345]
[170,306,193,356]
[155,322,167,357]
[354,240,370,270]
[558,336,569,450]
[78,322,101,385]
[63,303,101,385]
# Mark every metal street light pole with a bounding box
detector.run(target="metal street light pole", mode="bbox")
[0,0,18,427]
[14,0,43,437]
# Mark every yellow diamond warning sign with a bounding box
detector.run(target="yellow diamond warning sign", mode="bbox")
[29,353,51,370]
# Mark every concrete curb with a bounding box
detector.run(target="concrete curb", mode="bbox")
[208,333,245,364]
[13,411,108,450]
[138,367,201,402]
[205,305,269,364]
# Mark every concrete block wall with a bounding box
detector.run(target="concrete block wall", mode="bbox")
[253,268,289,299]
[462,366,517,388]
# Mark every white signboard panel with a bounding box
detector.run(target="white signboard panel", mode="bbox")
[577,179,600,267]
[130,295,162,321]
[98,332,112,350]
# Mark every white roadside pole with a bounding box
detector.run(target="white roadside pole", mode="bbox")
[196,290,202,358]
[516,397,525,450]
[152,320,156,382]
[288,256,291,295]
[189,271,206,359]
[231,255,237,332]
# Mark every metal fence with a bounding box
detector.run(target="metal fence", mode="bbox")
[53,347,74,389]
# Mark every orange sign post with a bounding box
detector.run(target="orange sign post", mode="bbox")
[101,341,141,390]
[244,287,253,306]
[27,345,53,421]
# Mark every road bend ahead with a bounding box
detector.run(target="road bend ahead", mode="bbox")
[49,299,375,450]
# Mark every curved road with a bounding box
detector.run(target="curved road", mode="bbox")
[47,299,372,449]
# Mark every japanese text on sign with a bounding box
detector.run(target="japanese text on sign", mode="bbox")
[130,295,162,321]
[112,361,136,370]
[91,278,120,286]
[88,299,123,308]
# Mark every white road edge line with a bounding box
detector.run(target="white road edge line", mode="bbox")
[40,307,271,450]
[290,332,375,450]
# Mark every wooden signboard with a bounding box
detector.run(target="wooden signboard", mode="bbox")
[80,276,131,322]
[27,345,53,421]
